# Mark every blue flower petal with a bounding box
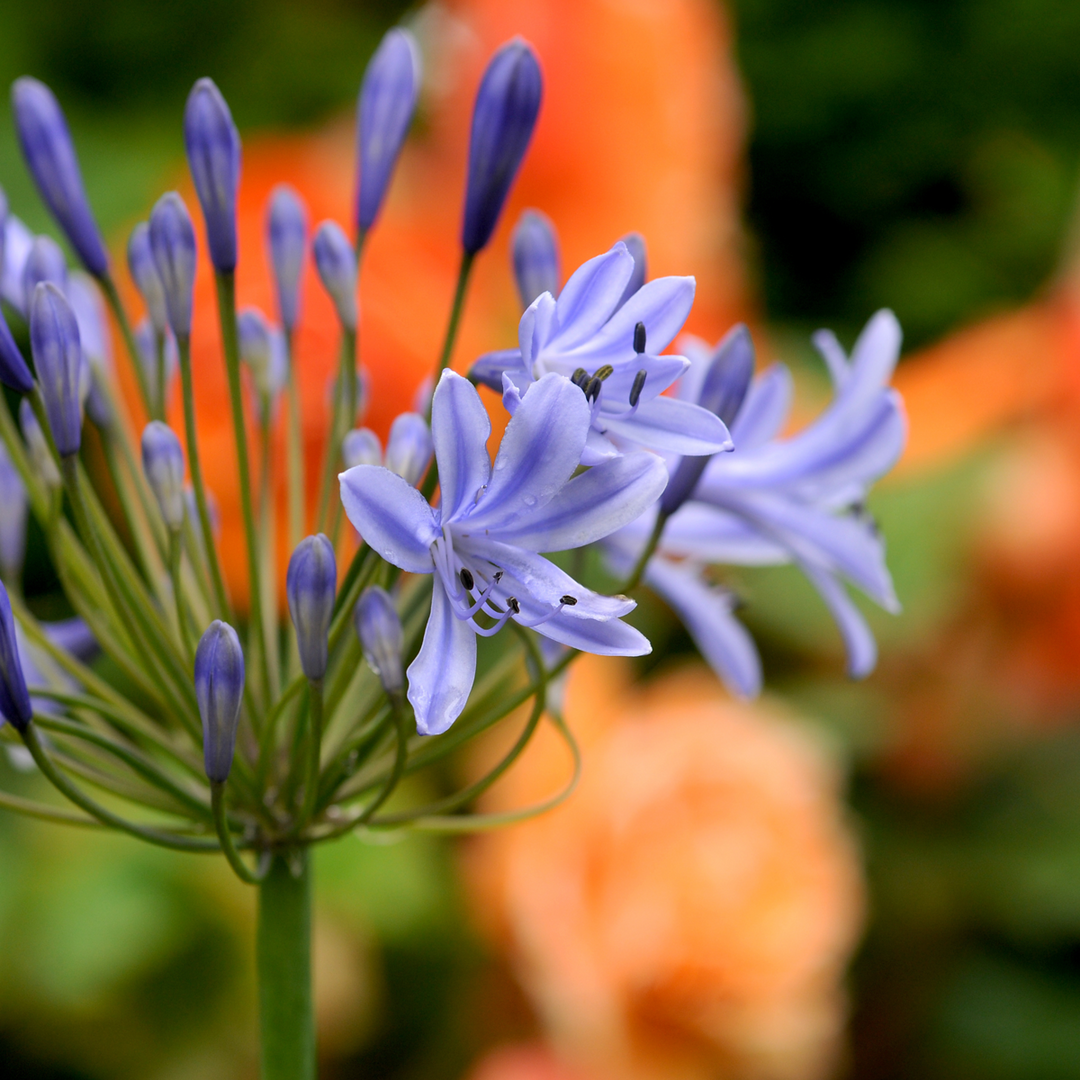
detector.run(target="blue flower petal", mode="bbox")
[800,561,878,679]
[730,363,792,450]
[551,244,634,351]
[430,370,492,519]
[601,394,732,455]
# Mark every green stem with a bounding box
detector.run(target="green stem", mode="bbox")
[432,250,475,394]
[299,679,323,827]
[257,850,315,1080]
[211,781,265,884]
[98,272,154,419]
[154,329,167,421]
[215,270,272,708]
[622,509,668,593]
[168,529,193,657]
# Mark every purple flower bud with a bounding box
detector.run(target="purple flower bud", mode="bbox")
[0,579,32,731]
[384,412,432,487]
[660,324,753,516]
[616,231,647,309]
[127,222,168,335]
[286,534,337,681]
[356,27,421,234]
[266,184,307,332]
[195,619,244,782]
[354,585,403,695]
[11,78,108,276]
[238,307,286,408]
[134,318,178,412]
[511,208,560,308]
[0,443,27,584]
[141,421,186,532]
[148,192,197,338]
[462,39,543,255]
[0,304,33,394]
[30,282,84,457]
[183,78,241,274]
[341,428,381,469]
[23,235,68,309]
[67,272,113,428]
[19,398,59,488]
[312,221,357,330]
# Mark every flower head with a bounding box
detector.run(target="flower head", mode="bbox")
[340,369,665,735]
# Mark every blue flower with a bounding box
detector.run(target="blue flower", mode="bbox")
[23,235,67,308]
[127,221,168,336]
[511,209,560,308]
[266,184,308,332]
[471,241,732,465]
[286,535,337,682]
[356,27,421,235]
[149,192,198,339]
[312,221,357,331]
[0,579,32,731]
[141,421,186,532]
[195,620,245,783]
[607,310,907,697]
[339,369,666,735]
[30,282,85,457]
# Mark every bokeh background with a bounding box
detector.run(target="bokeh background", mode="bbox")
[4,0,1080,1078]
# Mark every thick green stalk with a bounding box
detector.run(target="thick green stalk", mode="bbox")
[258,851,315,1080]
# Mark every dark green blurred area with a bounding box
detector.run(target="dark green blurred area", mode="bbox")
[1,1,1080,1079]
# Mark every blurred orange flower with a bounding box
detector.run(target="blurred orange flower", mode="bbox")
[465,659,865,1080]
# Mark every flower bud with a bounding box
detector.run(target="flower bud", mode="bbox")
[660,324,753,516]
[354,585,403,696]
[238,307,287,412]
[67,272,113,428]
[183,78,240,274]
[127,221,168,335]
[11,77,109,276]
[384,412,432,487]
[356,27,421,234]
[0,185,9,271]
[148,192,197,338]
[195,619,245,783]
[19,398,60,488]
[461,39,543,255]
[616,231,647,309]
[266,184,307,332]
[22,234,68,309]
[0,305,34,394]
[341,427,381,469]
[511,209,560,308]
[134,318,178,413]
[286,534,337,682]
[30,282,84,457]
[0,443,28,584]
[0,579,32,731]
[312,221,357,330]
[141,421,186,532]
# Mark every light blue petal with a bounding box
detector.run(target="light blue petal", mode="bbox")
[580,427,619,466]
[730,363,792,450]
[339,464,438,573]
[811,328,849,388]
[519,291,558,371]
[531,608,651,656]
[551,244,634,351]
[645,558,761,697]
[406,581,477,735]
[430,369,491,519]
[799,561,878,679]
[659,503,789,565]
[581,274,695,358]
[837,308,901,415]
[470,348,522,390]
[598,353,689,403]
[601,394,732,455]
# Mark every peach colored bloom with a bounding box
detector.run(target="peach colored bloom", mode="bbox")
[466,659,865,1080]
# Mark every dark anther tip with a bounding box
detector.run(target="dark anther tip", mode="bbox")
[559,594,577,606]
[493,570,504,583]
[459,568,475,591]
[633,321,646,354]
[570,367,588,388]
[593,364,614,382]
[508,596,521,613]
[629,369,647,407]
[585,376,603,402]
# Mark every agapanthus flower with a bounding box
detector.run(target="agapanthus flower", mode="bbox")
[471,241,731,465]
[340,369,666,735]
[606,310,906,697]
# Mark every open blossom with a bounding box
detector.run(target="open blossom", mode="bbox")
[339,369,666,735]
[471,242,732,466]
[607,310,907,697]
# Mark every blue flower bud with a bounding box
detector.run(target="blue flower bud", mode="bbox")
[238,307,286,409]
[0,579,32,731]
[0,443,28,584]
[195,619,245,783]
[134,318,179,413]
[148,192,197,338]
[67,272,113,428]
[356,27,421,234]
[341,427,381,469]
[266,184,307,332]
[286,534,337,682]
[11,78,109,276]
[384,412,432,487]
[23,235,68,309]
[19,398,60,488]
[616,232,646,309]
[511,209,560,308]
[141,421,186,532]
[354,585,403,695]
[127,221,168,335]
[660,324,753,516]
[312,221,357,330]
[30,282,84,457]
[0,304,34,394]
[183,78,241,274]
[462,39,543,255]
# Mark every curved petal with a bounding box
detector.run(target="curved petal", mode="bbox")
[800,561,878,679]
[339,465,438,573]
[464,372,589,531]
[840,308,901,414]
[645,558,762,697]
[493,450,668,551]
[581,428,619,467]
[659,502,789,565]
[531,608,651,656]
[470,348,522,391]
[431,369,491,519]
[811,328,849,388]
[520,291,558,372]
[406,581,477,735]
[599,353,689,403]
[730,363,792,450]
[580,274,695,359]
[602,395,732,455]
[551,244,634,350]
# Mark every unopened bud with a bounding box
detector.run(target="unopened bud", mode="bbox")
[149,192,197,338]
[342,427,381,469]
[511,209,560,308]
[312,221,357,331]
[384,412,432,486]
[127,221,168,335]
[195,620,245,782]
[0,579,31,731]
[23,235,67,309]
[354,585,403,695]
[266,184,307,332]
[30,282,84,457]
[141,421,186,532]
[286,534,337,681]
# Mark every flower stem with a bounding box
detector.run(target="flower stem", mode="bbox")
[285,330,305,548]
[211,781,265,884]
[98,272,154,420]
[299,678,324,827]
[257,849,315,1080]
[622,509,668,593]
[432,250,475,391]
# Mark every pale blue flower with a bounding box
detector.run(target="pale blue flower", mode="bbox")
[471,241,732,465]
[339,369,666,735]
[607,310,907,697]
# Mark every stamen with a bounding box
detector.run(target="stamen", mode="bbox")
[507,597,520,614]
[633,321,646,354]
[629,369,647,408]
[459,567,475,591]
[570,367,588,388]
[559,594,577,606]
[493,571,503,583]
[584,377,603,403]
[593,364,614,381]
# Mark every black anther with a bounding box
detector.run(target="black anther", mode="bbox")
[508,596,521,614]
[570,367,588,388]
[459,568,475,591]
[585,377,603,402]
[593,364,614,381]
[633,321,647,354]
[629,369,647,408]
[493,570,504,583]
[559,594,577,606]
